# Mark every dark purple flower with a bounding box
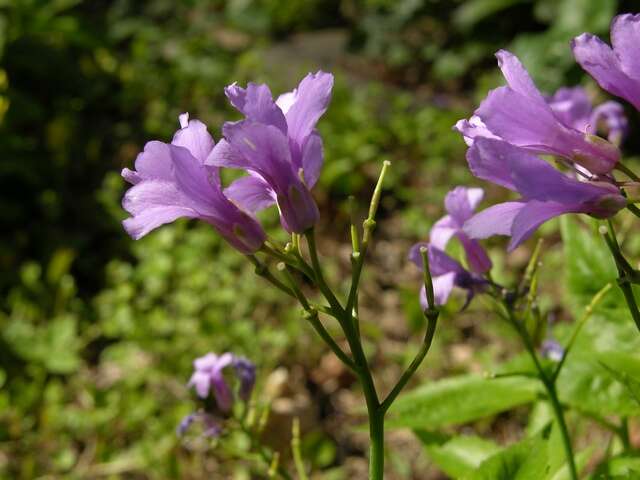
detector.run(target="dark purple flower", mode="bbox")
[431,186,492,274]
[462,138,626,251]
[455,51,620,174]
[209,72,334,233]
[590,101,628,145]
[572,14,640,111]
[409,243,487,309]
[232,356,256,402]
[121,114,266,253]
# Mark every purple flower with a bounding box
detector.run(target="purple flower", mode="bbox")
[188,352,257,412]
[462,138,626,251]
[409,243,487,309]
[209,72,334,233]
[455,50,620,174]
[232,356,256,402]
[546,87,628,145]
[540,339,564,362]
[121,114,266,254]
[572,14,640,112]
[431,186,492,274]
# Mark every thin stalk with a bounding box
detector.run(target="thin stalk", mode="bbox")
[291,418,308,480]
[248,255,295,298]
[616,162,640,182]
[502,303,578,480]
[601,223,640,332]
[380,312,438,413]
[304,229,344,314]
[277,263,357,371]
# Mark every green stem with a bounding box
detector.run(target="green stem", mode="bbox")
[380,311,438,413]
[367,406,385,480]
[502,303,578,480]
[304,229,344,314]
[616,162,640,182]
[601,223,640,332]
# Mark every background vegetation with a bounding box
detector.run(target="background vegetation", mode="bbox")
[2,0,640,478]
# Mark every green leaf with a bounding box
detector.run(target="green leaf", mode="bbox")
[415,431,500,478]
[388,375,540,429]
[465,432,550,480]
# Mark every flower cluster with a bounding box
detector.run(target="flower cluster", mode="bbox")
[412,13,638,309]
[178,352,256,438]
[122,72,334,247]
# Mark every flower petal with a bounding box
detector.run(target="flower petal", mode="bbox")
[224,175,276,213]
[572,33,640,110]
[188,371,212,399]
[224,82,288,133]
[508,201,577,251]
[300,131,323,188]
[463,201,525,240]
[429,215,457,250]
[495,50,547,103]
[610,13,640,80]
[419,273,456,309]
[171,117,215,163]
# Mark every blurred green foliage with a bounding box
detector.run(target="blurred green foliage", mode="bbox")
[1,0,638,478]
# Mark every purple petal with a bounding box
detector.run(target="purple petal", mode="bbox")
[454,116,499,146]
[233,356,256,402]
[283,71,334,153]
[445,186,482,223]
[194,353,219,371]
[495,50,547,103]
[508,201,576,251]
[466,136,518,191]
[408,243,465,277]
[205,138,248,168]
[224,83,288,134]
[210,371,234,413]
[126,141,175,183]
[610,14,640,80]
[300,131,323,188]
[572,33,640,110]
[171,115,215,163]
[188,371,212,399]
[122,181,198,239]
[419,273,457,309]
[589,101,628,144]
[463,202,525,240]
[476,86,570,157]
[222,121,297,189]
[457,233,492,274]
[224,175,276,213]
[429,215,457,250]
[547,87,592,131]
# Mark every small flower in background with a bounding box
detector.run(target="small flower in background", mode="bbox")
[546,87,628,145]
[540,339,565,362]
[572,13,640,111]
[462,138,626,251]
[209,71,334,233]
[430,186,492,274]
[178,352,257,438]
[188,352,257,412]
[455,50,620,174]
[409,243,487,309]
[121,114,266,253]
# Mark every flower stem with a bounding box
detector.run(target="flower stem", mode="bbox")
[502,302,578,480]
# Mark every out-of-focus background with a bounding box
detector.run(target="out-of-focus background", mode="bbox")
[1,1,639,478]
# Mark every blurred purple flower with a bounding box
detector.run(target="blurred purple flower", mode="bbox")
[541,339,564,362]
[409,243,487,309]
[121,114,266,253]
[431,186,492,274]
[572,13,640,111]
[455,50,620,174]
[209,72,334,233]
[546,88,628,145]
[232,356,256,402]
[188,352,256,412]
[463,138,626,251]
[176,412,222,438]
